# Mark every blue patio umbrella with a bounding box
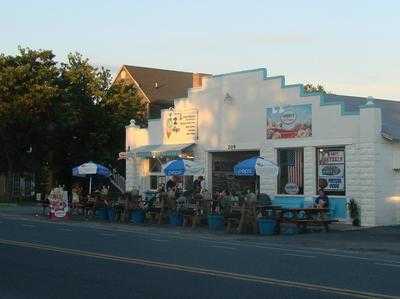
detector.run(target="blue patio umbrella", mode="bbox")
[234,156,279,177]
[72,162,111,194]
[162,158,204,176]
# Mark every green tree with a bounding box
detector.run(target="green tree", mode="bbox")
[0,48,145,196]
[303,83,326,94]
[0,48,59,197]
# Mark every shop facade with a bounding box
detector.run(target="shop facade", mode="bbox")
[125,68,400,227]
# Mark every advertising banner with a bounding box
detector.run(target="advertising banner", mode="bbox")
[318,164,345,191]
[318,149,345,192]
[266,104,312,139]
[318,150,344,164]
[48,188,69,220]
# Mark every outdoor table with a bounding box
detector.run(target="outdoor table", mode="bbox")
[275,207,335,233]
[113,202,126,222]
[225,205,281,233]
[180,207,196,227]
[36,200,50,216]
[147,206,162,223]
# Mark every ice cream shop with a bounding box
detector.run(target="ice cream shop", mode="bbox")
[125,67,400,227]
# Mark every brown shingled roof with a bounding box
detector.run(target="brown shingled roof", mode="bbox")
[124,65,210,103]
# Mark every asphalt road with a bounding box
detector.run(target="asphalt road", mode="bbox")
[0,215,400,299]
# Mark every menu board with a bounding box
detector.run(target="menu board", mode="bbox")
[163,109,198,144]
[318,149,345,192]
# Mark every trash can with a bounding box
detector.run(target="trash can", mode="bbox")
[169,213,183,226]
[208,215,224,230]
[131,209,145,224]
[257,218,276,235]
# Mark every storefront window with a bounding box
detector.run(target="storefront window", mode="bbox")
[317,147,345,195]
[277,148,304,195]
[211,151,259,194]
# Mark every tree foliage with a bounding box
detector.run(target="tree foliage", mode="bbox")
[0,48,145,191]
[303,83,326,94]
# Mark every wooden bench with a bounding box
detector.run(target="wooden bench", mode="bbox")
[288,219,339,233]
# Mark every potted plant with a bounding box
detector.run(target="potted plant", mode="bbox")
[347,198,360,226]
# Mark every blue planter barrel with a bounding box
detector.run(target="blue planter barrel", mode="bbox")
[131,210,145,224]
[106,208,115,221]
[169,213,183,226]
[258,219,276,235]
[95,208,108,220]
[208,215,224,230]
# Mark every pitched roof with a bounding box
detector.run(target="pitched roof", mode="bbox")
[325,94,400,141]
[123,65,209,103]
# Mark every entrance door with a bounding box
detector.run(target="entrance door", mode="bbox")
[211,151,259,194]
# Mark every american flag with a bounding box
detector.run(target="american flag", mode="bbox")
[287,149,303,188]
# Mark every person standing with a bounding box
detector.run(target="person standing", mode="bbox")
[193,176,204,193]
[166,178,176,191]
[238,190,258,234]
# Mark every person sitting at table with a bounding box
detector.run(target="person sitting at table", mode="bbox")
[314,189,329,209]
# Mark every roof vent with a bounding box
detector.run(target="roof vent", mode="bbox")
[366,96,375,106]
[154,82,159,88]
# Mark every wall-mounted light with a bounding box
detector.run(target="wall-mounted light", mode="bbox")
[224,93,233,104]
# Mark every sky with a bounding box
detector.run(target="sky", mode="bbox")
[1,0,400,99]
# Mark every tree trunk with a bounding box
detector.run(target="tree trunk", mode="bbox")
[48,150,56,190]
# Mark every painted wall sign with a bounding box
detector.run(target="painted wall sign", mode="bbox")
[266,104,312,139]
[318,149,345,192]
[163,109,198,144]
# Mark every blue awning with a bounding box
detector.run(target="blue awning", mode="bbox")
[131,143,194,158]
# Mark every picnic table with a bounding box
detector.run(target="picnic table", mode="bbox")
[225,204,281,233]
[275,207,338,233]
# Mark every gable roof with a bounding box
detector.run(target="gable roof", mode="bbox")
[123,65,209,103]
[325,94,400,141]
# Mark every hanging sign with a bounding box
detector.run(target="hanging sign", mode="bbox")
[163,109,198,144]
[266,104,312,139]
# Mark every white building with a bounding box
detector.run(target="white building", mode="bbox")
[125,68,400,227]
